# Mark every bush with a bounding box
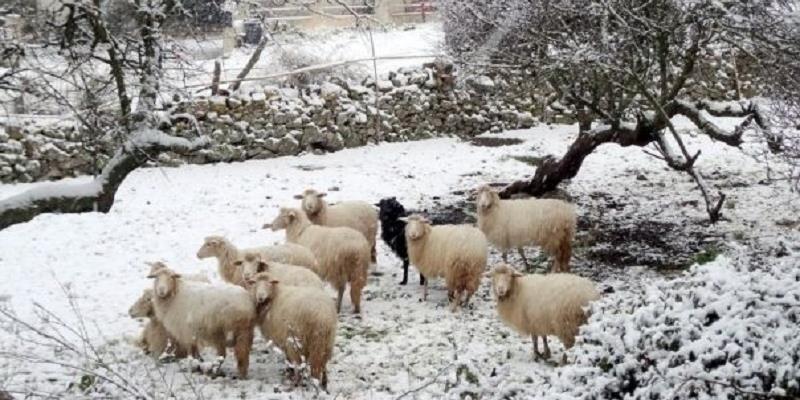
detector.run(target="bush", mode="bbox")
[551,253,800,399]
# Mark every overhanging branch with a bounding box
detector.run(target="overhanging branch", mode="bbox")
[0,130,209,231]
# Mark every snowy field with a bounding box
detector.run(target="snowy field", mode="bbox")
[172,22,444,93]
[1,120,798,398]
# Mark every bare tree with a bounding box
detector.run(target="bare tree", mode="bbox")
[441,0,796,221]
[0,0,210,231]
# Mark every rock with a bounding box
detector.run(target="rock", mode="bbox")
[209,96,227,113]
[349,85,370,99]
[470,75,495,93]
[276,135,300,156]
[320,82,347,100]
[376,80,394,92]
[301,125,325,147]
[6,124,23,140]
[517,111,535,127]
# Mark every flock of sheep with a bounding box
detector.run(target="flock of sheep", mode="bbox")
[128,185,600,389]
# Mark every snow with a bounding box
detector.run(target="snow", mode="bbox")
[176,23,443,91]
[1,120,799,398]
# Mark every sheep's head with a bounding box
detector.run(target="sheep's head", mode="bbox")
[489,263,523,300]
[246,272,279,306]
[476,185,499,212]
[376,197,406,222]
[295,189,326,216]
[267,208,302,231]
[147,263,181,299]
[404,215,431,241]
[239,252,269,281]
[129,289,154,318]
[197,236,225,259]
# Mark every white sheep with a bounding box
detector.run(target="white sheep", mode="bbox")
[129,265,210,358]
[247,272,337,388]
[476,185,576,272]
[267,207,370,314]
[147,263,255,378]
[488,263,599,363]
[295,189,379,263]
[237,252,325,288]
[404,215,488,311]
[197,236,317,286]
[128,289,171,357]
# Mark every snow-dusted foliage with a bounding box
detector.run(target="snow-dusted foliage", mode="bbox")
[552,253,800,399]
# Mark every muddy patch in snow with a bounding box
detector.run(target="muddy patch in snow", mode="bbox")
[575,191,723,275]
[469,137,524,147]
[420,189,723,278]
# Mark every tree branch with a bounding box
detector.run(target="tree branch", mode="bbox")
[0,130,209,231]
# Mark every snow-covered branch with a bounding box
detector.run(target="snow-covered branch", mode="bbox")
[0,130,209,231]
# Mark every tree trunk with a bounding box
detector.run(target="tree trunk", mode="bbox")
[0,131,209,231]
[500,100,773,209]
[500,122,656,198]
[211,59,222,95]
[229,35,269,92]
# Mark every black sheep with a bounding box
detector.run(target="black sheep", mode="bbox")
[375,197,425,286]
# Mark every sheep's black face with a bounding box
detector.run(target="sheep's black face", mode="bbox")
[377,197,406,222]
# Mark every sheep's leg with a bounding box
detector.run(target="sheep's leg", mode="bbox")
[501,251,508,263]
[234,326,253,379]
[400,260,409,285]
[291,367,302,387]
[419,274,426,286]
[447,289,457,312]
[335,286,345,313]
[191,344,201,360]
[542,336,551,359]
[214,339,226,358]
[422,279,429,301]
[350,284,363,314]
[462,290,474,308]
[370,243,377,263]
[517,247,531,270]
[532,335,541,360]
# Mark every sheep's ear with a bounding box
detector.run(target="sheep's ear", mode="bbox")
[261,222,272,229]
[293,194,303,200]
[270,280,280,286]
[398,217,409,222]
[146,273,157,279]
[512,270,524,278]
[316,192,327,198]
[233,260,243,266]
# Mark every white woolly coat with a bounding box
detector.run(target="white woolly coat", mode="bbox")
[406,224,488,291]
[478,198,576,252]
[241,259,325,289]
[495,273,599,348]
[151,279,255,349]
[261,243,318,270]
[305,200,378,257]
[285,214,370,291]
[256,284,337,382]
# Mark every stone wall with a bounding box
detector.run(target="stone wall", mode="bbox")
[0,62,570,183]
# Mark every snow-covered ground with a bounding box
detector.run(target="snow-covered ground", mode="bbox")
[171,22,444,94]
[0,120,798,399]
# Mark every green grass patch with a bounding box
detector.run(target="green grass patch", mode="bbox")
[694,245,722,265]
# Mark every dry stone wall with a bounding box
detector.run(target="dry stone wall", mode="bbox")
[0,62,571,183]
